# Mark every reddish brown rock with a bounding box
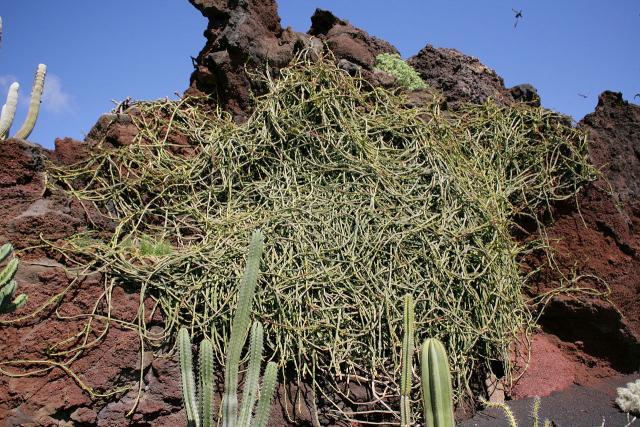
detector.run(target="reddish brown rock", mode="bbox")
[186,0,300,119]
[518,92,640,397]
[308,8,399,70]
[408,44,514,108]
[511,333,576,399]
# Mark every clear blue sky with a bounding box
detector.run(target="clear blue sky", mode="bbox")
[1,1,638,149]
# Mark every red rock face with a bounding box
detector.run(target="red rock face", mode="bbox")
[513,92,640,398]
[0,139,186,426]
[1,0,639,424]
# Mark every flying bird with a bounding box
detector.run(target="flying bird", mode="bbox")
[513,9,523,28]
[578,93,588,99]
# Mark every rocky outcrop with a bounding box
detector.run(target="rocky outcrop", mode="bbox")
[1,0,640,424]
[186,0,301,119]
[186,1,402,120]
[0,138,186,426]
[187,0,544,119]
[514,92,640,397]
[407,44,541,109]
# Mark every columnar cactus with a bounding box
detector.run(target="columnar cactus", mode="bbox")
[0,243,27,314]
[14,63,47,139]
[179,230,278,427]
[420,338,455,427]
[222,229,266,427]
[0,16,47,141]
[400,294,415,427]
[0,82,19,139]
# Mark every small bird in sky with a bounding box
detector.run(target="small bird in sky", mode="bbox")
[578,93,588,99]
[513,9,523,28]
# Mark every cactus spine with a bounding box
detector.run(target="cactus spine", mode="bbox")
[14,64,46,139]
[0,243,27,314]
[0,82,19,139]
[400,294,414,427]
[420,338,455,427]
[178,230,278,427]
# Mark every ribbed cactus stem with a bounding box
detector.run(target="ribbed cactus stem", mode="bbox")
[14,64,46,140]
[0,280,17,306]
[0,82,19,139]
[0,259,18,289]
[0,243,14,265]
[179,327,201,427]
[420,338,455,427]
[251,361,278,427]
[0,243,27,313]
[238,322,265,427]
[222,230,265,427]
[199,338,214,427]
[400,294,415,427]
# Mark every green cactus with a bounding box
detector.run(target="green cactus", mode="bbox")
[0,243,27,314]
[14,63,46,140]
[179,327,201,427]
[222,229,265,427]
[420,338,455,427]
[0,17,46,141]
[178,230,278,427]
[400,294,415,427]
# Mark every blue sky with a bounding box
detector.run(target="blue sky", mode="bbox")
[1,1,638,149]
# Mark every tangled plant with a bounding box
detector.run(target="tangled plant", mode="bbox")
[44,51,595,421]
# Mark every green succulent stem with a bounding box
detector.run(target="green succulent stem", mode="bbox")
[0,243,27,313]
[421,338,455,427]
[179,327,200,427]
[238,322,264,427]
[251,361,278,427]
[400,294,415,427]
[199,339,214,427]
[178,231,278,427]
[14,64,46,140]
[222,230,265,427]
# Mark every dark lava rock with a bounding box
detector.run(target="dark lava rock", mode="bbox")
[509,83,541,106]
[186,0,301,119]
[309,8,399,70]
[581,91,640,207]
[408,44,513,108]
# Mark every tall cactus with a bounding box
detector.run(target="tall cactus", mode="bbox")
[400,294,415,427]
[420,338,455,427]
[179,328,201,427]
[222,229,265,427]
[0,16,46,141]
[0,243,27,314]
[14,64,46,139]
[178,230,279,427]
[0,82,19,139]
